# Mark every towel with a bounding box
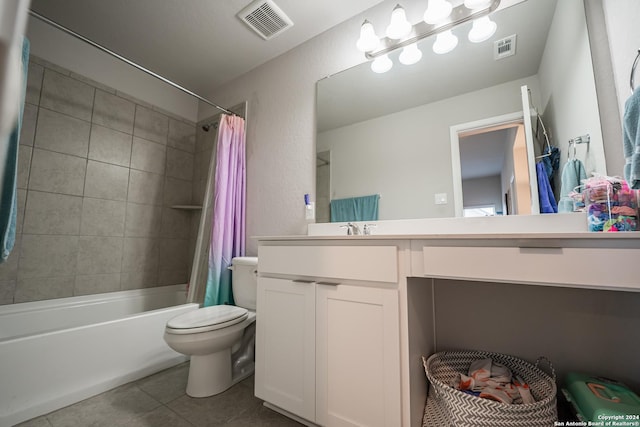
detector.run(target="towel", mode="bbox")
[536,162,557,213]
[557,159,587,213]
[623,88,640,189]
[0,37,29,263]
[330,194,379,222]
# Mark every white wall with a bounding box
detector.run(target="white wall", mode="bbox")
[462,176,503,213]
[537,0,606,181]
[316,76,539,221]
[26,18,198,122]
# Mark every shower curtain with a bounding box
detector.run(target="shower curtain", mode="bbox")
[203,114,246,307]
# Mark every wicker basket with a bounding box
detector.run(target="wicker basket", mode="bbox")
[422,350,557,427]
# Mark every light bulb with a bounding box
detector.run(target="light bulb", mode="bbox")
[356,20,380,52]
[468,16,497,43]
[423,0,453,25]
[371,54,393,73]
[399,43,422,65]
[433,30,458,54]
[464,0,491,10]
[386,4,412,40]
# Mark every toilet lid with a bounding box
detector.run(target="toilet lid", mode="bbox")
[167,305,248,331]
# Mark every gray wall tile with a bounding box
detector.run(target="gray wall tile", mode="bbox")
[131,137,166,174]
[163,177,193,206]
[80,198,126,236]
[166,147,194,181]
[84,160,129,201]
[16,189,26,235]
[23,191,83,235]
[20,103,37,146]
[93,90,135,134]
[74,273,121,296]
[89,124,132,167]
[134,105,168,144]
[77,236,123,275]
[121,269,158,290]
[40,69,94,121]
[34,108,91,158]
[28,149,87,196]
[158,269,188,286]
[0,238,20,281]
[168,119,196,153]
[158,238,189,271]
[128,169,163,205]
[17,145,32,189]
[0,280,16,305]
[125,203,162,237]
[26,61,44,106]
[19,235,78,279]
[160,208,191,238]
[122,237,159,272]
[14,276,75,303]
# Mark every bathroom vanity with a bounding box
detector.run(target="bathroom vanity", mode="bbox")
[255,223,640,427]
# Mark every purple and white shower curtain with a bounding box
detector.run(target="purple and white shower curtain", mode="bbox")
[204,114,246,306]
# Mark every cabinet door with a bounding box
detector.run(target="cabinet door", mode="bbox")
[255,277,316,422]
[316,284,401,427]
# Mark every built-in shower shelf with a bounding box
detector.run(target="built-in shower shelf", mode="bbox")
[170,205,202,210]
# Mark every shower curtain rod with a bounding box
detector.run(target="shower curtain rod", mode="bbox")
[28,10,236,117]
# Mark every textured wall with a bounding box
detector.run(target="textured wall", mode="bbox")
[0,56,198,305]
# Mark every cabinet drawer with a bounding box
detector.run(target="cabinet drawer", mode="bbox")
[259,245,398,283]
[422,246,640,290]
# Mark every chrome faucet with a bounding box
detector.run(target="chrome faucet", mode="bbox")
[363,223,377,235]
[340,222,361,236]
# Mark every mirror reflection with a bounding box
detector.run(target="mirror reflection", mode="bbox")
[316,0,607,223]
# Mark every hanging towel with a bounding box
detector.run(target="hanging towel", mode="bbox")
[623,88,640,189]
[536,162,557,213]
[541,145,560,189]
[557,159,587,213]
[330,194,379,222]
[0,37,29,263]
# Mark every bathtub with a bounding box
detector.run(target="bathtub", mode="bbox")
[0,284,199,426]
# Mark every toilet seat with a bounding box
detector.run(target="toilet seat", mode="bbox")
[166,305,248,335]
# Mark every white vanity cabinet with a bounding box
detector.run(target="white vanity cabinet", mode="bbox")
[255,243,403,427]
[254,276,316,421]
[316,283,400,427]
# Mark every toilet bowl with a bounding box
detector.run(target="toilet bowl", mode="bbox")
[164,257,258,397]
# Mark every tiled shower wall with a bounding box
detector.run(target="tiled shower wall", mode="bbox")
[0,56,201,305]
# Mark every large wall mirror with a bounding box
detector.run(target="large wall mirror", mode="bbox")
[316,0,607,223]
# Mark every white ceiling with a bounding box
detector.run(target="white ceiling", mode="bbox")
[28,0,385,96]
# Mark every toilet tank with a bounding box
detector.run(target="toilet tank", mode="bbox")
[231,257,258,310]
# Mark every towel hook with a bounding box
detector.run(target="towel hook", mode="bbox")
[631,49,640,94]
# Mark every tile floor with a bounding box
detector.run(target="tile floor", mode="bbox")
[17,363,304,427]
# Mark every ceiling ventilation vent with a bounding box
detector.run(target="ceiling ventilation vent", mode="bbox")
[237,0,294,40]
[494,34,517,60]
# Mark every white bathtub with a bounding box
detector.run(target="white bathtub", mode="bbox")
[0,284,199,426]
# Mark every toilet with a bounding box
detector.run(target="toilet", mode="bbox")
[164,256,258,397]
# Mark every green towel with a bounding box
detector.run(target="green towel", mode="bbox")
[330,194,379,222]
[557,159,586,213]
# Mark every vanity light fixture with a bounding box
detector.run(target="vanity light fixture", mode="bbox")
[468,15,497,43]
[399,42,423,65]
[356,20,381,52]
[357,0,501,73]
[464,0,493,10]
[424,0,453,25]
[433,29,458,54]
[386,4,412,39]
[371,54,393,73]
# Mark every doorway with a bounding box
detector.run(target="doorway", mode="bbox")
[450,112,534,217]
